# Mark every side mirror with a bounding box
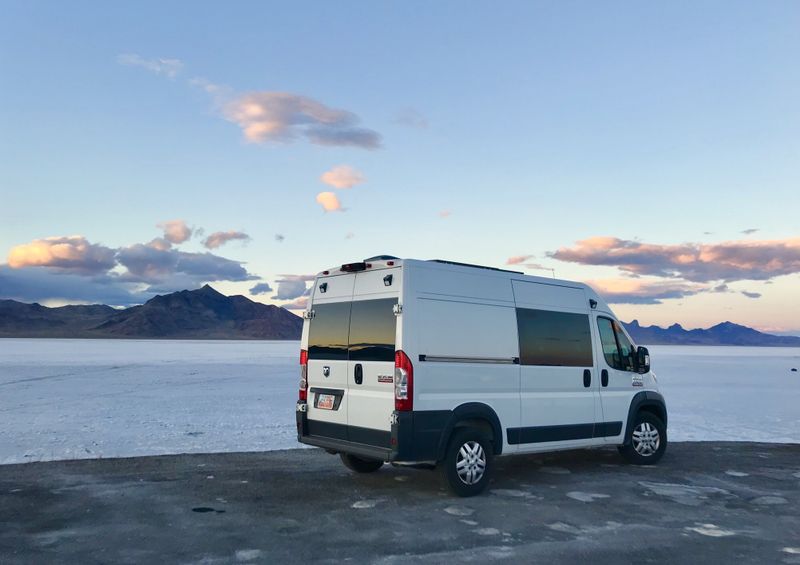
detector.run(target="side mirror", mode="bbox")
[636,346,650,374]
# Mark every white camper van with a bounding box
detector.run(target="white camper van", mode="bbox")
[296,257,667,496]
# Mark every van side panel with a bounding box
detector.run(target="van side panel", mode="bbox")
[404,262,521,454]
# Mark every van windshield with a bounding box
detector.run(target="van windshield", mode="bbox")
[308,298,397,362]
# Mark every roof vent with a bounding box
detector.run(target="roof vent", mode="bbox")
[363,255,399,261]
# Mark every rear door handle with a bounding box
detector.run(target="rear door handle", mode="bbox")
[601,369,609,387]
[354,363,363,385]
[583,369,591,388]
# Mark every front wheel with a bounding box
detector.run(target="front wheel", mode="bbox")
[618,412,667,465]
[340,453,384,473]
[440,428,494,497]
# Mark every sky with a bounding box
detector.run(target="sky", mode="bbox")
[1,1,798,333]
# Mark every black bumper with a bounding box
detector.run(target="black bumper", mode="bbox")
[296,404,450,462]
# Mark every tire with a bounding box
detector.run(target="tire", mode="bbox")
[440,428,494,497]
[618,411,667,465]
[340,453,384,473]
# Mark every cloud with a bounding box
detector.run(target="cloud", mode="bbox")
[273,274,314,300]
[320,165,365,189]
[157,220,193,244]
[345,232,355,240]
[550,236,800,283]
[223,92,381,149]
[250,282,273,295]
[506,255,534,265]
[117,242,254,284]
[394,108,429,129]
[202,230,251,250]
[741,290,762,299]
[316,191,343,212]
[0,265,145,307]
[587,278,706,305]
[275,234,285,243]
[117,54,183,79]
[7,236,116,275]
[3,232,260,306]
[439,210,452,218]
[741,228,760,235]
[281,296,309,310]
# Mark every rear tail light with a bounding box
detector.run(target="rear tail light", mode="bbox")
[394,350,413,411]
[299,349,308,402]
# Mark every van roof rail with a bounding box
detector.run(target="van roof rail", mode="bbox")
[429,259,523,275]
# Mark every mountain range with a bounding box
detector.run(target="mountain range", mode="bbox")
[1,286,798,346]
[0,285,302,339]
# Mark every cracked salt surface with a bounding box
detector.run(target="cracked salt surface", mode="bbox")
[443,506,474,516]
[351,500,380,509]
[685,523,736,537]
[725,470,749,477]
[639,481,731,506]
[566,491,611,502]
[473,528,500,536]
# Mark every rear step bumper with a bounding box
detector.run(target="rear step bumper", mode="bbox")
[296,403,451,462]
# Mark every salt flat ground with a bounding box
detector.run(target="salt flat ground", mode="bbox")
[0,340,798,464]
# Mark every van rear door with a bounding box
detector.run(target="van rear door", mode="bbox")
[346,268,401,442]
[306,274,355,437]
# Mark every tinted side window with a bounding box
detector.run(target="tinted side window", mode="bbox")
[308,302,351,360]
[348,299,397,362]
[597,317,622,370]
[614,321,636,371]
[516,308,593,367]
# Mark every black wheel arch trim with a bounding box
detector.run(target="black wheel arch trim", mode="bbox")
[623,391,667,446]
[437,402,504,459]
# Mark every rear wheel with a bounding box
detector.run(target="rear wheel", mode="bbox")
[340,453,384,473]
[440,428,493,497]
[618,412,667,465]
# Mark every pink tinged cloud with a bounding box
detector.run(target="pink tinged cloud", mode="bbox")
[7,236,116,275]
[320,165,365,189]
[439,210,452,218]
[157,220,193,244]
[550,237,800,283]
[316,192,342,212]
[506,255,534,265]
[202,230,251,250]
[587,278,707,305]
[223,92,381,149]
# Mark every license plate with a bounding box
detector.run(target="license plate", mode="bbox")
[317,394,335,410]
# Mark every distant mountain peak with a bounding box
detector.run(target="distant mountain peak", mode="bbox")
[623,319,800,347]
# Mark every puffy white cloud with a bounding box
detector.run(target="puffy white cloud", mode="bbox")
[117,54,183,79]
[281,296,309,310]
[7,236,116,275]
[157,220,193,244]
[272,274,314,300]
[320,165,365,189]
[316,191,342,212]
[223,92,381,149]
[550,236,800,283]
[202,230,251,250]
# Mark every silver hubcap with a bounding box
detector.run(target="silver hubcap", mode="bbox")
[456,441,486,485]
[632,422,661,456]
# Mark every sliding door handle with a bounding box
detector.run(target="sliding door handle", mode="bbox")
[354,363,363,385]
[601,369,609,387]
[583,369,591,388]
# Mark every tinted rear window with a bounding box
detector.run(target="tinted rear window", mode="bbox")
[348,299,397,362]
[516,308,593,367]
[307,299,397,362]
[308,301,351,360]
